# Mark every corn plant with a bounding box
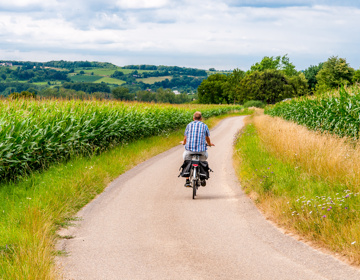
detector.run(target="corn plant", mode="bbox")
[265,86,360,139]
[0,100,242,181]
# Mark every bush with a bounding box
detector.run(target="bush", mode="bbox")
[243,100,266,108]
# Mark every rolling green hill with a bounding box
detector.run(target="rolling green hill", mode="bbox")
[0,60,209,97]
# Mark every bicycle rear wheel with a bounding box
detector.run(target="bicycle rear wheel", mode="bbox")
[192,179,196,199]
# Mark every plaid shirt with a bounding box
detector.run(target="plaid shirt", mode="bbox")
[184,120,210,152]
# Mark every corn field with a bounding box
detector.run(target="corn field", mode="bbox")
[0,100,242,181]
[265,86,360,139]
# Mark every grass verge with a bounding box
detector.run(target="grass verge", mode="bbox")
[0,110,250,279]
[234,113,360,266]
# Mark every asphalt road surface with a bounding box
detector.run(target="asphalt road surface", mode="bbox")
[57,116,360,280]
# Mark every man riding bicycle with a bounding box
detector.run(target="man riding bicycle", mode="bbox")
[181,111,215,187]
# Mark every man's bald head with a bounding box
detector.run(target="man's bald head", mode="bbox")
[193,111,202,121]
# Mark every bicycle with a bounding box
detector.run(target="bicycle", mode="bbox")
[189,153,203,199]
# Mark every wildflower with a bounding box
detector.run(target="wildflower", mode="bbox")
[345,207,348,210]
[309,211,312,214]
[327,209,331,211]
[351,241,356,245]
[323,215,326,218]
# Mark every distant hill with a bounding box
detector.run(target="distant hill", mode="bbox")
[0,60,211,97]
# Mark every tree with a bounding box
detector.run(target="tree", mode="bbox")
[280,55,298,77]
[136,90,156,102]
[9,91,36,99]
[222,68,245,104]
[316,56,354,92]
[112,87,133,100]
[303,63,324,91]
[249,54,298,76]
[237,70,308,104]
[197,74,228,104]
[353,69,360,84]
[287,73,309,97]
[156,88,175,103]
[250,56,281,72]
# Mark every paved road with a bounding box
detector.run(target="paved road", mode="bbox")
[57,116,360,279]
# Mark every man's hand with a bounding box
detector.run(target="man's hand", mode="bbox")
[180,141,185,145]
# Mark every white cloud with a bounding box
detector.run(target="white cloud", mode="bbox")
[115,0,169,9]
[0,0,58,10]
[0,0,359,70]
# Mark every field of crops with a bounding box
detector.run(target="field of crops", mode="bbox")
[94,77,126,85]
[0,100,242,181]
[265,86,360,139]
[136,76,172,84]
[69,75,103,83]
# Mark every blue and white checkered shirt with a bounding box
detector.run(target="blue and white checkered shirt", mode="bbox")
[184,121,210,152]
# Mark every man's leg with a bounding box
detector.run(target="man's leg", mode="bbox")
[183,150,191,187]
[199,151,208,187]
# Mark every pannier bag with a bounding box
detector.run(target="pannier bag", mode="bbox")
[199,161,211,180]
[178,160,191,178]
[178,160,212,180]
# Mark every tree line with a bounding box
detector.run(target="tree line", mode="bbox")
[0,66,69,83]
[122,65,207,76]
[8,87,194,104]
[197,55,360,104]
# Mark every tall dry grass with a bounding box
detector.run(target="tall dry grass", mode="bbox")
[234,112,360,265]
[253,114,360,190]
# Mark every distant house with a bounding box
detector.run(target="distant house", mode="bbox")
[0,62,13,67]
[173,90,180,95]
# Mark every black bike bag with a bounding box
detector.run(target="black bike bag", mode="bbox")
[178,160,191,177]
[199,161,212,180]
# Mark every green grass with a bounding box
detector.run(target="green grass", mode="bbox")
[119,69,154,74]
[0,110,247,279]
[69,75,102,82]
[32,81,63,86]
[94,77,126,85]
[136,76,172,84]
[77,68,118,76]
[0,129,183,279]
[74,68,155,76]
[234,120,360,265]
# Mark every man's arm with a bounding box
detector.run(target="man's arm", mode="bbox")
[206,136,215,146]
[180,135,187,145]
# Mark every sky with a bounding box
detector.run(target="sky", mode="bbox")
[0,0,359,71]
